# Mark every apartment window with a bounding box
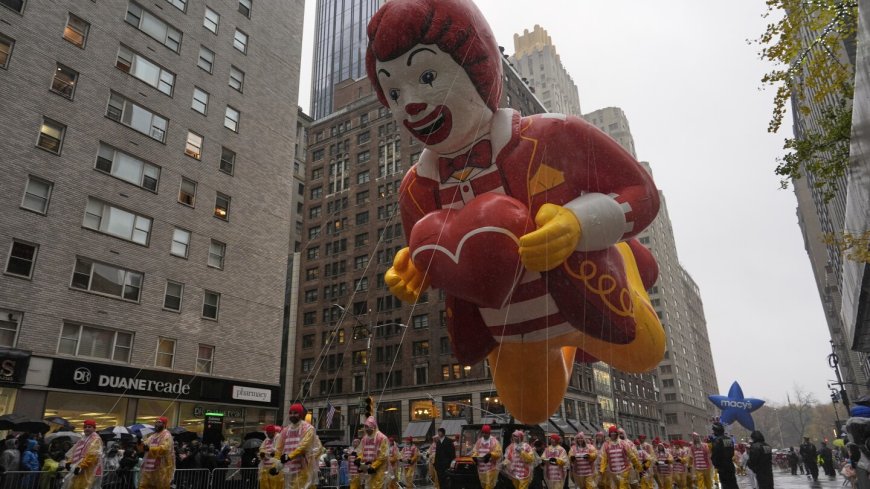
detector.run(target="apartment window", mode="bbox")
[412,340,429,356]
[354,277,368,291]
[185,131,203,159]
[412,314,429,329]
[303,310,316,325]
[220,147,235,175]
[415,365,428,385]
[5,241,38,278]
[51,63,78,99]
[238,0,251,17]
[197,46,215,73]
[163,281,183,311]
[202,290,220,319]
[191,87,209,115]
[233,29,248,53]
[203,7,219,33]
[83,198,152,245]
[224,106,240,132]
[155,337,175,368]
[355,211,369,225]
[71,258,143,302]
[229,65,244,92]
[21,176,52,214]
[302,334,314,348]
[106,92,167,142]
[0,34,13,68]
[214,193,230,220]
[96,143,160,191]
[37,118,66,154]
[664,413,678,425]
[356,191,369,206]
[170,228,191,257]
[178,178,196,206]
[196,344,214,373]
[0,0,23,13]
[63,13,89,48]
[357,170,370,185]
[125,3,182,52]
[662,378,675,388]
[58,322,133,363]
[208,240,226,269]
[664,393,677,402]
[116,45,175,95]
[0,309,20,347]
[165,0,186,11]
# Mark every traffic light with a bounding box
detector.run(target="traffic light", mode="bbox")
[365,396,374,418]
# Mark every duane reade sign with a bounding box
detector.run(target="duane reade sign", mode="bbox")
[232,385,271,403]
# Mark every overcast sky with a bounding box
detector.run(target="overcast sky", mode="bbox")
[296,0,836,406]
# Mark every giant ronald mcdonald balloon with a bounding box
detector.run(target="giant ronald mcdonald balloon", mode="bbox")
[367,0,666,423]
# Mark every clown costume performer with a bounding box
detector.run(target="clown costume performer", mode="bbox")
[690,434,713,489]
[138,416,174,489]
[672,441,689,489]
[471,425,502,489]
[543,434,568,489]
[569,432,597,489]
[260,425,285,489]
[388,437,401,489]
[504,430,535,489]
[653,442,673,489]
[600,427,640,489]
[62,419,103,489]
[347,439,363,489]
[359,417,389,489]
[635,442,655,489]
[276,404,322,489]
[401,437,420,489]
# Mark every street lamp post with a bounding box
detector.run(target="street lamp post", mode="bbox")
[827,340,852,411]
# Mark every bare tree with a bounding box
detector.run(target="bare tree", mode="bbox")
[783,385,818,441]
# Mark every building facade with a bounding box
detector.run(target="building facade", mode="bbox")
[309,0,380,120]
[0,0,303,440]
[510,25,582,117]
[584,107,719,439]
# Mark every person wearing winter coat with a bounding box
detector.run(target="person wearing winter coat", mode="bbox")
[820,441,837,478]
[800,437,820,481]
[21,438,40,487]
[710,423,737,489]
[746,431,772,489]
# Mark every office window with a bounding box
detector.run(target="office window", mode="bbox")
[83,198,152,245]
[170,228,191,257]
[50,63,78,99]
[238,0,251,17]
[71,257,143,302]
[37,118,66,154]
[0,34,13,68]
[302,334,314,348]
[203,7,219,33]
[197,46,215,73]
[0,0,24,13]
[202,290,220,319]
[63,13,90,48]
[415,365,428,385]
[191,87,209,115]
[208,240,225,269]
[0,309,20,347]
[59,322,133,363]
[229,65,244,92]
[21,176,52,214]
[355,211,368,225]
[178,178,197,206]
[165,0,186,11]
[233,29,248,53]
[412,340,429,356]
[196,344,214,373]
[125,3,182,52]
[155,337,175,368]
[5,241,37,278]
[412,314,429,329]
[224,106,240,132]
[163,281,183,311]
[106,92,167,142]
[116,45,175,95]
[96,143,160,191]
[214,193,230,220]
[185,131,203,159]
[357,170,370,185]
[220,147,235,175]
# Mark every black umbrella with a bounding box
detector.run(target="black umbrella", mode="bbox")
[169,426,198,443]
[44,416,74,431]
[242,438,263,450]
[0,413,28,430]
[13,419,50,434]
[244,431,266,441]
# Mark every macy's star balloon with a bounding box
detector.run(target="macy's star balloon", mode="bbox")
[367,0,667,423]
[708,381,765,431]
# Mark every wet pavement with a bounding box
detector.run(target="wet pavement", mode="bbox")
[740,470,846,489]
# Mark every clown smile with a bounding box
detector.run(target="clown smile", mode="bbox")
[404,105,453,145]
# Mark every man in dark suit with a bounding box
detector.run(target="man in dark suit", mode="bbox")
[434,428,456,489]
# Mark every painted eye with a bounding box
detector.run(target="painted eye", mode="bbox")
[388,89,400,101]
[419,70,437,86]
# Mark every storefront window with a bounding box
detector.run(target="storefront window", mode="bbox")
[378,401,401,439]
[480,392,505,416]
[442,395,471,421]
[136,399,178,426]
[244,408,277,435]
[409,399,435,421]
[0,388,16,416]
[45,392,127,431]
[177,403,252,446]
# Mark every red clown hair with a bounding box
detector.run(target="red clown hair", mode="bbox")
[365,0,503,112]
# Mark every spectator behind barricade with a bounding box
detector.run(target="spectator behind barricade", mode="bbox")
[200,444,218,471]
[21,439,40,487]
[104,441,122,471]
[39,450,63,489]
[217,442,231,468]
[1,436,20,473]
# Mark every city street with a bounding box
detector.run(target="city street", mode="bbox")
[762,472,846,489]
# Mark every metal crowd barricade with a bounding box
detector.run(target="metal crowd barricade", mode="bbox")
[171,468,212,489]
[209,467,260,489]
[0,470,63,489]
[320,465,341,489]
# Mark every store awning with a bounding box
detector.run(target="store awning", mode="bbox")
[539,419,561,436]
[440,419,465,436]
[550,417,577,435]
[577,420,599,434]
[402,421,432,439]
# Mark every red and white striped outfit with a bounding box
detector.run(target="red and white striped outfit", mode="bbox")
[401,445,418,468]
[569,446,595,477]
[473,437,499,473]
[604,441,630,474]
[672,448,686,473]
[544,446,567,481]
[280,422,314,474]
[506,443,533,479]
[692,444,710,470]
[655,450,672,475]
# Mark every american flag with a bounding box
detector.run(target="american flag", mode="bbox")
[324,402,336,428]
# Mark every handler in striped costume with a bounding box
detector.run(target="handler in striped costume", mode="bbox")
[276,404,321,489]
[569,432,598,489]
[471,425,502,489]
[401,437,420,489]
[600,427,640,489]
[359,417,389,489]
[689,433,713,489]
[543,434,568,489]
[504,430,535,489]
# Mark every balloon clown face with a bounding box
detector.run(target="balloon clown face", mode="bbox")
[367,0,664,425]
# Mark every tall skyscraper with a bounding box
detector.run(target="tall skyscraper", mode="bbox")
[510,25,582,117]
[584,107,719,439]
[309,0,380,120]
[0,0,303,437]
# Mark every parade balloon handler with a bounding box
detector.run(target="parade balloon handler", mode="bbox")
[359,417,389,489]
[366,0,665,424]
[504,430,535,489]
[276,403,323,489]
[259,425,285,489]
[138,416,174,489]
[471,425,502,489]
[568,432,597,489]
[401,436,420,489]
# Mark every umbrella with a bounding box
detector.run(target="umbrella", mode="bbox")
[244,431,266,441]
[241,438,263,450]
[169,426,198,443]
[44,416,74,432]
[13,419,50,434]
[127,423,154,437]
[98,426,131,440]
[45,431,82,443]
[0,413,28,430]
